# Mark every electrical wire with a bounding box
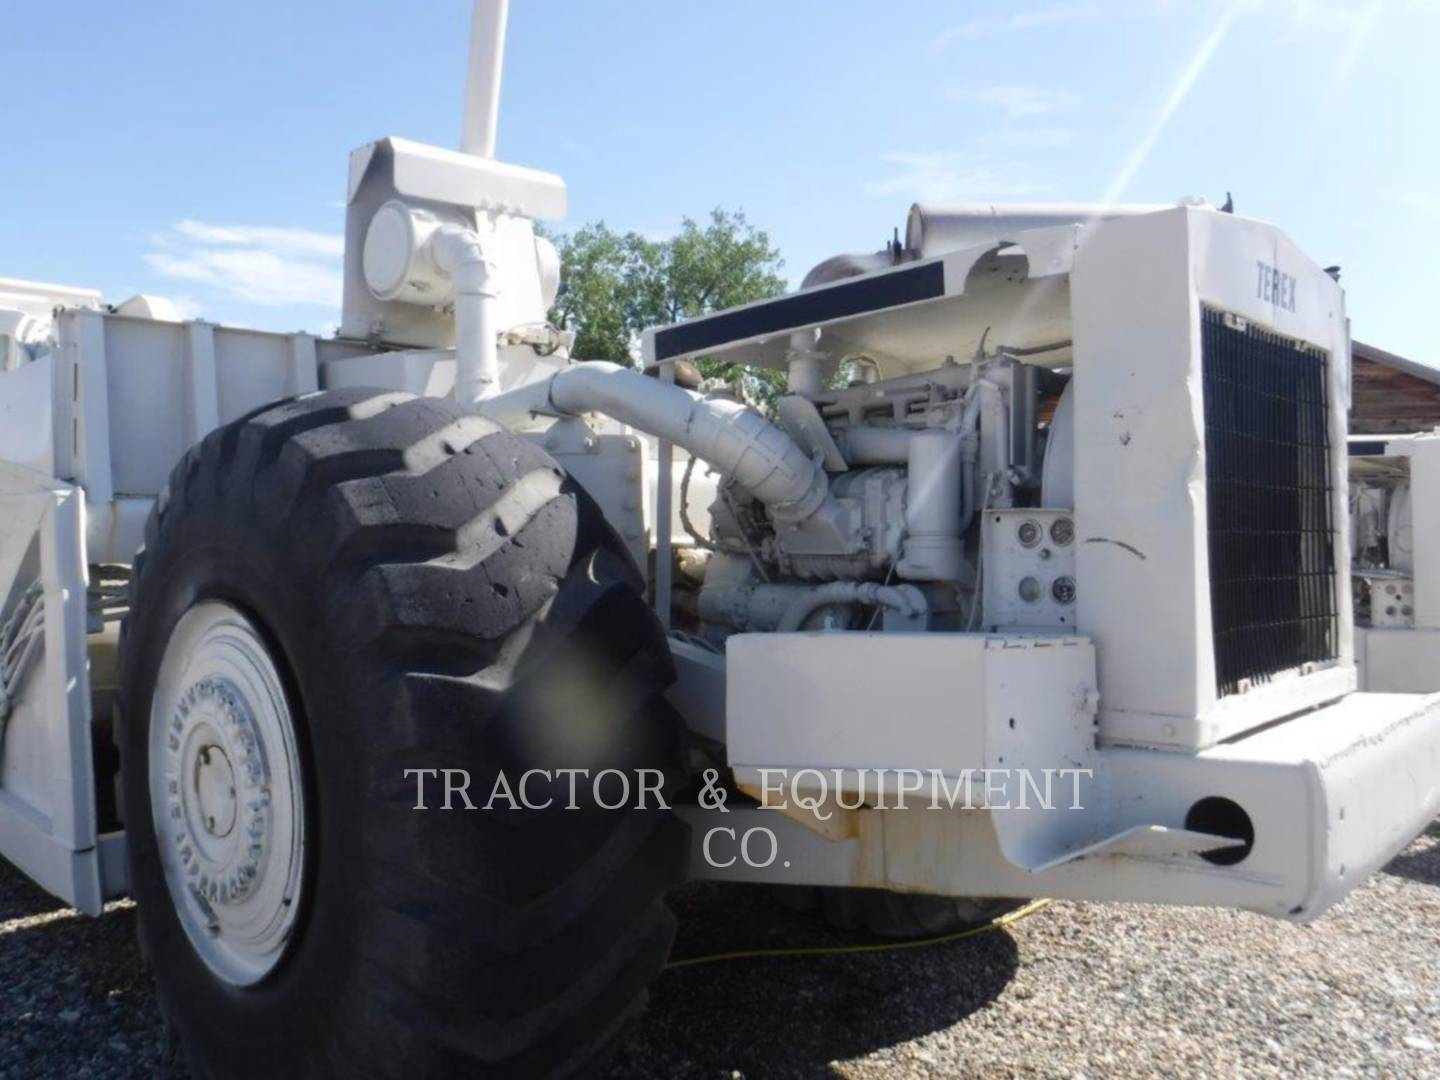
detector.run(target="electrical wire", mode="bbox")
[721,486,772,584]
[664,897,1052,971]
[965,470,1002,632]
[679,454,721,552]
[862,563,898,631]
[667,629,722,654]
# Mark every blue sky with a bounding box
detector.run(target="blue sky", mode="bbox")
[4,0,1437,361]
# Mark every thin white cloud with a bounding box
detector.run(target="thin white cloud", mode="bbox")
[930,1,1103,50]
[1182,0,1395,37]
[145,220,343,308]
[171,220,344,260]
[1280,0,1382,30]
[1402,192,1440,220]
[1330,0,1383,85]
[952,84,1078,119]
[980,127,1080,149]
[1097,8,1234,205]
[866,154,1055,203]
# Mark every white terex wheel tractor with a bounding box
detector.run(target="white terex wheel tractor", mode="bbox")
[1350,431,1440,691]
[2,2,1439,1075]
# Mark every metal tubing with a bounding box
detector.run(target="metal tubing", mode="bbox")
[776,582,927,632]
[462,0,509,158]
[654,364,675,627]
[839,426,913,465]
[483,361,830,522]
[432,227,499,404]
[899,429,965,581]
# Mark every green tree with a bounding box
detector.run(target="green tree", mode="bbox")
[546,209,788,407]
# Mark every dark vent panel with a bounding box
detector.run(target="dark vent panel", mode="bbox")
[1201,307,1337,697]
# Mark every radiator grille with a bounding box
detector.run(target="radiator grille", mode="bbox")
[1201,307,1337,697]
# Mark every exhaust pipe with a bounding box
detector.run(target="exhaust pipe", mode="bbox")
[479,362,831,523]
[462,0,509,158]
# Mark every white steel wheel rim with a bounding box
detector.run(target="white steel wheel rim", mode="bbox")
[149,601,306,987]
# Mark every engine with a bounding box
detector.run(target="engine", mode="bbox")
[687,355,1062,640]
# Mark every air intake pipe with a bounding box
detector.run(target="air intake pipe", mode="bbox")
[479,362,831,522]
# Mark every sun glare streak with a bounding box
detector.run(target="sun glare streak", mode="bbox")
[982,9,1237,358]
[1098,7,1237,207]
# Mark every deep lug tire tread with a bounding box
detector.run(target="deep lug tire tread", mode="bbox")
[117,389,687,1078]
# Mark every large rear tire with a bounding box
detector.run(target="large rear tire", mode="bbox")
[117,389,687,1078]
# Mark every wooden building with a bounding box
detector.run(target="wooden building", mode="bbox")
[1351,341,1440,435]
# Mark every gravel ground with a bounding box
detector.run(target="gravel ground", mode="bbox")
[1,825,1436,1078]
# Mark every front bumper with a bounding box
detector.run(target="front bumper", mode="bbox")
[697,633,1440,920]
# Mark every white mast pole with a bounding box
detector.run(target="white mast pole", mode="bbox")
[461,0,509,158]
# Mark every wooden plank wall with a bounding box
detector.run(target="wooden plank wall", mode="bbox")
[1352,357,1440,434]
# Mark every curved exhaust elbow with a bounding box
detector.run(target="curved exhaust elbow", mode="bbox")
[431,226,500,405]
[678,394,829,521]
[504,361,830,522]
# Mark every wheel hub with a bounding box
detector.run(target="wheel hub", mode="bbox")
[193,742,237,839]
[167,679,270,903]
[149,603,306,987]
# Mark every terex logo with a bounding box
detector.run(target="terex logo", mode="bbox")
[1256,260,1297,313]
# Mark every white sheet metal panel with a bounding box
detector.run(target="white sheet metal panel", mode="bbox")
[725,631,1096,779]
[1071,207,1354,750]
[99,315,188,496]
[213,327,295,425]
[695,685,1440,922]
[322,343,568,401]
[1404,437,1440,630]
[358,137,567,221]
[341,138,561,348]
[54,309,116,505]
[728,632,984,773]
[905,202,1169,256]
[533,422,648,573]
[640,227,1079,373]
[0,277,101,319]
[1352,434,1440,692]
[41,310,365,563]
[0,355,55,476]
[1071,209,1207,739]
[1356,626,1440,691]
[981,509,1078,629]
[52,310,337,500]
[0,464,102,913]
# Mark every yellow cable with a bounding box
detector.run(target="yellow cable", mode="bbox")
[664,897,1052,971]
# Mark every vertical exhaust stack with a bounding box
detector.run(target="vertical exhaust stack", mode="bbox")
[449,0,510,400]
[341,0,565,407]
[462,0,510,158]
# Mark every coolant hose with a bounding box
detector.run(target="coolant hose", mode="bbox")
[776,582,927,632]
